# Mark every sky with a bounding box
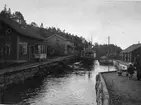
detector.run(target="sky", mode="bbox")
[0,0,141,49]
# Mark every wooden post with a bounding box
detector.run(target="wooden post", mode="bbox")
[17,36,19,60]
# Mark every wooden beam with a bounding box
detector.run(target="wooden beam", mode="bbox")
[16,36,19,60]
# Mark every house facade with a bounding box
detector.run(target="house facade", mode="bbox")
[0,15,47,63]
[45,34,74,56]
[120,44,141,62]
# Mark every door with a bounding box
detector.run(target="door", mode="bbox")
[29,46,35,60]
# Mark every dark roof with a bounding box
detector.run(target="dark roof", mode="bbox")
[121,44,141,53]
[0,15,44,40]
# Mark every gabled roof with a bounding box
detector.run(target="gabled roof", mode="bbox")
[45,34,74,47]
[45,34,67,41]
[0,15,44,40]
[121,44,141,53]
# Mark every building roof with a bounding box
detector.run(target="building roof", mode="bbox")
[45,34,74,47]
[0,15,44,40]
[45,34,67,41]
[121,44,141,53]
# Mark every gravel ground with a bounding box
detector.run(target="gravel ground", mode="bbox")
[102,71,141,105]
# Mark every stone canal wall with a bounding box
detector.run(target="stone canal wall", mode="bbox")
[95,73,110,105]
[0,55,77,92]
[95,60,130,105]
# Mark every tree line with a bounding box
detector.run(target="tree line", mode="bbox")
[0,5,90,53]
[93,43,122,59]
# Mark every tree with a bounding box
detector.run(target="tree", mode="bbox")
[30,22,38,27]
[40,23,44,28]
[56,28,61,34]
[0,4,8,17]
[0,5,12,19]
[14,11,26,25]
[7,8,11,15]
[7,8,12,18]
[4,4,7,12]
[93,44,122,59]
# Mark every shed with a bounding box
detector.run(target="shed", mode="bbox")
[120,44,141,62]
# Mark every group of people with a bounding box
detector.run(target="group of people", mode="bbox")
[127,55,141,80]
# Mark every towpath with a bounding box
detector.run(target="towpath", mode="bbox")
[102,71,141,105]
[0,55,74,76]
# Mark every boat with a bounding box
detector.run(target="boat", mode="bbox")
[98,59,113,65]
[98,56,113,65]
[80,36,96,61]
[81,50,96,60]
[80,44,96,61]
[68,61,84,70]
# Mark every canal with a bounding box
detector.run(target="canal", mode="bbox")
[2,60,116,105]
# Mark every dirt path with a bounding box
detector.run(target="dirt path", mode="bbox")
[102,71,141,105]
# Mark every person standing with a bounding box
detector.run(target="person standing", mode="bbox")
[127,63,134,79]
[134,54,141,80]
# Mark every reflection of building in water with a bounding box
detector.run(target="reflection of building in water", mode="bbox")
[80,61,94,73]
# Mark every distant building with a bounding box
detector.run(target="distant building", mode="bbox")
[0,15,47,63]
[120,44,141,62]
[44,34,74,56]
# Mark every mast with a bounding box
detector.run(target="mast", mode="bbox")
[108,36,110,71]
[91,36,92,45]
[108,36,110,58]
[108,36,110,45]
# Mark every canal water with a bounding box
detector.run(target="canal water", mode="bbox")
[2,60,116,105]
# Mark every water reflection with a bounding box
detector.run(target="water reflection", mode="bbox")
[2,60,116,105]
[88,71,92,79]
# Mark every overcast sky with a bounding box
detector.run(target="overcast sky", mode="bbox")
[1,0,141,49]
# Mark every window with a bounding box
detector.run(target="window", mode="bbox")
[19,42,28,55]
[5,43,11,54]
[23,43,27,54]
[38,45,41,53]
[6,28,11,34]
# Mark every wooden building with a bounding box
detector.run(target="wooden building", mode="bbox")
[45,34,74,56]
[120,44,141,62]
[0,15,47,63]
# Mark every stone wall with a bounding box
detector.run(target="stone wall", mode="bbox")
[95,73,110,105]
[0,56,78,103]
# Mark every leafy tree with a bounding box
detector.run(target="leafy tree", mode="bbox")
[0,4,11,18]
[14,11,26,25]
[40,23,44,28]
[93,44,122,59]
[7,8,11,15]
[30,22,38,27]
[4,4,7,12]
